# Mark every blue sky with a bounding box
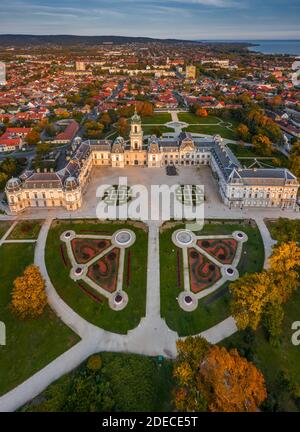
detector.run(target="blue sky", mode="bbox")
[0,0,299,40]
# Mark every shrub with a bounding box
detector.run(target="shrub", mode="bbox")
[87,355,102,372]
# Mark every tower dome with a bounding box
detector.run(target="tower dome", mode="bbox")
[64,176,78,191]
[6,177,22,192]
[131,107,141,124]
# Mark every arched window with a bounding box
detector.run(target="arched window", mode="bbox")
[134,126,138,133]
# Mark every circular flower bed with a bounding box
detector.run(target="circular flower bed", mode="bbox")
[75,267,83,276]
[184,295,193,305]
[176,231,193,246]
[114,230,132,246]
[114,293,123,305]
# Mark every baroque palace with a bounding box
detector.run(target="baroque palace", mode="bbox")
[6,110,299,213]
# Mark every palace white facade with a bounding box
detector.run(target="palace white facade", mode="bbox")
[6,111,299,213]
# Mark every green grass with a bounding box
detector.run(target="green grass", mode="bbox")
[178,112,220,124]
[228,144,290,166]
[0,221,12,239]
[265,218,300,243]
[222,286,300,412]
[8,220,44,240]
[184,125,237,140]
[142,113,172,124]
[0,243,79,396]
[142,125,173,136]
[21,352,174,412]
[45,220,148,334]
[160,220,264,336]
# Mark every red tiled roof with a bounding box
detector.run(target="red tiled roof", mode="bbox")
[55,120,79,141]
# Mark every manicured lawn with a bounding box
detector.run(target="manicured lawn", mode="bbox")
[142,113,172,124]
[228,144,290,166]
[222,286,300,412]
[142,125,173,136]
[160,220,264,336]
[184,124,237,140]
[8,220,44,240]
[228,144,257,158]
[21,352,174,412]
[178,112,220,124]
[0,221,12,239]
[0,243,79,396]
[45,220,148,334]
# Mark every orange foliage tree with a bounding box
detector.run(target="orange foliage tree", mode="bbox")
[173,338,267,412]
[11,265,47,319]
[196,108,208,117]
[200,346,267,412]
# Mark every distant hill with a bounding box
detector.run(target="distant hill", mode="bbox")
[0,34,198,47]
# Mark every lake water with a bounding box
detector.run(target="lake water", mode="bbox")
[246,40,300,56]
[198,40,300,56]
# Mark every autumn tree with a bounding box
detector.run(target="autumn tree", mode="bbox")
[173,336,210,412]
[173,338,267,412]
[270,96,282,107]
[136,101,154,117]
[236,124,250,142]
[268,241,300,303]
[196,108,208,117]
[230,271,273,330]
[26,129,40,145]
[252,134,273,156]
[200,346,267,412]
[99,112,112,130]
[84,120,104,139]
[11,265,47,319]
[117,117,129,137]
[230,242,300,342]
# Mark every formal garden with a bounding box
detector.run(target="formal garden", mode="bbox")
[46,219,148,333]
[160,219,265,336]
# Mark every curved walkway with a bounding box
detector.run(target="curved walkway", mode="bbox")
[0,217,240,411]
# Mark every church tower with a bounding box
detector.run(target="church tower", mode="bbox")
[130,108,143,151]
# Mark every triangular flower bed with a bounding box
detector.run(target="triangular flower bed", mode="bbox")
[71,238,111,264]
[87,248,120,293]
[197,238,237,264]
[188,248,222,293]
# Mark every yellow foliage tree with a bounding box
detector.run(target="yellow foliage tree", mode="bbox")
[230,271,273,330]
[199,346,267,412]
[11,265,47,319]
[230,241,300,335]
[268,241,300,303]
